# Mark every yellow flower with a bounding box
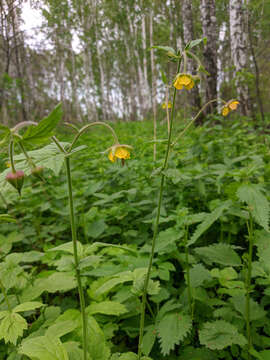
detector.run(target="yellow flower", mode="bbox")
[221,99,240,116]
[173,73,195,90]
[222,106,230,117]
[108,145,131,163]
[5,161,11,168]
[162,101,172,109]
[228,100,240,110]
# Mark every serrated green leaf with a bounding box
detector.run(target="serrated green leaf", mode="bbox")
[189,264,212,287]
[188,201,231,246]
[95,272,133,296]
[13,301,44,313]
[157,312,192,355]
[142,325,156,356]
[194,243,241,266]
[237,184,269,231]
[230,294,266,321]
[0,312,27,344]
[88,316,110,360]
[0,124,10,147]
[22,103,62,144]
[199,320,247,350]
[19,334,69,360]
[87,301,128,316]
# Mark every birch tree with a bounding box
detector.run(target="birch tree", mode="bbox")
[200,0,217,112]
[229,0,251,115]
[181,0,201,115]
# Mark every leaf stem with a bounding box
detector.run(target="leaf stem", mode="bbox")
[137,55,182,360]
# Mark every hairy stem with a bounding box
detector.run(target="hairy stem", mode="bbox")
[137,55,182,359]
[246,212,253,359]
[65,157,88,360]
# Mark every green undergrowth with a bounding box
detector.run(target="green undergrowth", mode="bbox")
[1,116,270,360]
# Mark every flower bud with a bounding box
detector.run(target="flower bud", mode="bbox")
[5,170,25,195]
[31,166,44,180]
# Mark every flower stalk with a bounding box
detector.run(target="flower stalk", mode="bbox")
[246,211,254,360]
[137,54,182,360]
[52,136,88,360]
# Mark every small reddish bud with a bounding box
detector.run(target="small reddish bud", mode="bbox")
[6,170,25,195]
[31,166,44,180]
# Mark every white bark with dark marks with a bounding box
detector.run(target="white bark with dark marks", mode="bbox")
[200,0,217,110]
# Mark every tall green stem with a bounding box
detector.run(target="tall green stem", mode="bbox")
[246,212,253,359]
[65,157,88,360]
[137,56,182,360]
[184,227,193,318]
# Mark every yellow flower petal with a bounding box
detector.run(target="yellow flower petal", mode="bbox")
[228,100,239,110]
[108,150,116,162]
[5,162,11,168]
[173,78,183,90]
[115,147,130,160]
[162,101,172,109]
[222,106,230,117]
[185,79,195,90]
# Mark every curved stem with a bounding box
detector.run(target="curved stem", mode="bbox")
[9,140,16,173]
[12,121,37,133]
[65,157,88,360]
[137,55,182,360]
[51,136,67,154]
[172,98,225,147]
[0,278,11,311]
[69,122,119,153]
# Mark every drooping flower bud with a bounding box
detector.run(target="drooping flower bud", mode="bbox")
[31,166,44,180]
[5,170,25,195]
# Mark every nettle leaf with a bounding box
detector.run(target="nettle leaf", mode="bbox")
[0,312,27,344]
[188,201,231,246]
[188,264,212,287]
[87,301,128,316]
[237,184,269,231]
[22,103,62,144]
[142,325,156,356]
[19,334,69,360]
[250,349,270,360]
[230,294,266,321]
[157,312,192,355]
[194,243,241,266]
[13,301,44,313]
[199,320,247,350]
[88,316,111,360]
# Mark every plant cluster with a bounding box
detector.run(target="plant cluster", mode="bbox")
[0,39,268,360]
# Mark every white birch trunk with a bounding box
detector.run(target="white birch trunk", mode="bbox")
[229,0,251,115]
[200,0,218,111]
[150,10,157,161]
